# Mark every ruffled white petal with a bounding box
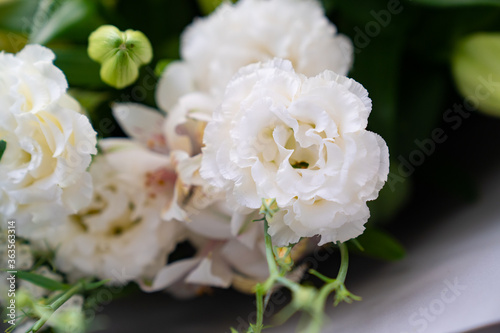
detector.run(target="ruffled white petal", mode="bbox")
[200,59,389,246]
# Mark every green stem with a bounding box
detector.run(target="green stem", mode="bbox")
[304,242,352,333]
[252,220,279,333]
[263,221,279,277]
[255,287,264,333]
[276,276,300,292]
[336,242,349,284]
[308,269,334,283]
[29,281,84,332]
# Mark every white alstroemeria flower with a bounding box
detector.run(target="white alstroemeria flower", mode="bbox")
[156,0,353,110]
[200,59,389,246]
[112,94,213,158]
[0,45,97,238]
[111,103,169,154]
[139,204,269,294]
[112,102,219,223]
[111,101,233,291]
[51,140,183,283]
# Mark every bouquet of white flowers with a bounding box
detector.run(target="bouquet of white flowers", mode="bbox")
[1,0,500,332]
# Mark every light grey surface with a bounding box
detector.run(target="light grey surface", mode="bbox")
[271,166,500,333]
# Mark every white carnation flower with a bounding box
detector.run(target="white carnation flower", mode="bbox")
[51,140,183,283]
[156,0,353,111]
[0,45,97,238]
[200,59,389,246]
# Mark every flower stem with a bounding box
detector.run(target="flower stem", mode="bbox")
[336,242,349,284]
[29,281,84,332]
[263,221,279,277]
[255,286,264,333]
[252,220,279,333]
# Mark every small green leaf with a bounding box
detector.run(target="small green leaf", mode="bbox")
[0,140,6,162]
[350,228,405,261]
[15,271,71,291]
[350,239,364,252]
[230,328,239,333]
[412,0,500,7]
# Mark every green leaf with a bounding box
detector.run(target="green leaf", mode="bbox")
[15,271,71,291]
[29,0,94,45]
[230,328,239,333]
[68,89,110,114]
[350,228,405,261]
[52,46,105,88]
[0,140,6,162]
[0,0,38,32]
[197,0,235,15]
[411,0,500,7]
[0,29,27,53]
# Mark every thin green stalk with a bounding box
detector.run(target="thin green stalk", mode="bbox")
[29,281,83,332]
[336,242,349,284]
[252,220,279,333]
[276,276,300,292]
[302,243,352,333]
[263,221,279,277]
[255,287,264,333]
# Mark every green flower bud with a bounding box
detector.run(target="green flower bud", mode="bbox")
[452,32,500,117]
[88,25,153,89]
[292,286,317,310]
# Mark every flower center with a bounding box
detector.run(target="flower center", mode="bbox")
[291,161,309,169]
[145,167,177,199]
[284,129,320,170]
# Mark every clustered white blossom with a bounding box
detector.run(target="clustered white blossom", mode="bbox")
[0,45,97,238]
[156,0,354,160]
[0,0,389,294]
